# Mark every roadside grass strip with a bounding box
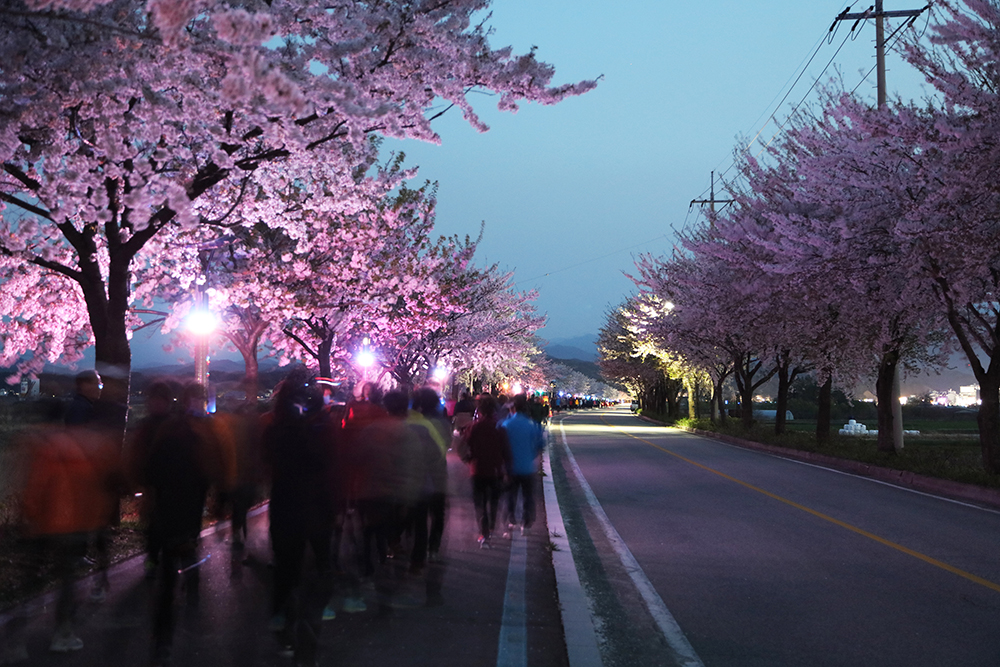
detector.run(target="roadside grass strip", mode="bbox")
[603,415,1000,596]
[557,417,705,667]
[541,445,603,667]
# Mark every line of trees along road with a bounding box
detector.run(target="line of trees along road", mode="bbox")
[0,0,599,417]
[600,0,1000,475]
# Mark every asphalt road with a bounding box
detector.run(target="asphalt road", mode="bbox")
[550,407,1000,667]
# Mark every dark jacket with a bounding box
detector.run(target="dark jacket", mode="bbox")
[264,409,337,536]
[466,416,512,479]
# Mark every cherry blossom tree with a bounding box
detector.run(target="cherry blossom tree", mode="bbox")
[598,300,684,419]
[683,83,952,446]
[633,245,784,430]
[623,290,732,422]
[884,0,1000,471]
[373,238,546,390]
[0,0,597,405]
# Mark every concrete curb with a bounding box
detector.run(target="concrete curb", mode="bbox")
[671,424,1000,511]
[542,438,603,667]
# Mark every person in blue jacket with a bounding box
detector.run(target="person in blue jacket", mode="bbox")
[499,394,545,535]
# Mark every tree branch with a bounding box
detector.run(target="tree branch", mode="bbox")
[0,192,53,220]
[282,326,319,361]
[3,163,42,191]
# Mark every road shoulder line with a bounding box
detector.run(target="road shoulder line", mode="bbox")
[556,420,704,667]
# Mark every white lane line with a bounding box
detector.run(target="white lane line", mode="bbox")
[558,420,704,667]
[542,446,604,667]
[497,531,528,667]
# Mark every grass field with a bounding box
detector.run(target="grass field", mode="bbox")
[652,414,1000,490]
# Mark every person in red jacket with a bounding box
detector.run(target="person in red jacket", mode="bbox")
[463,394,512,548]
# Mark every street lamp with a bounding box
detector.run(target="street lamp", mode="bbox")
[355,337,375,383]
[186,299,216,399]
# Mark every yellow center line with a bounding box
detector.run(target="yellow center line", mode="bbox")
[599,414,1000,595]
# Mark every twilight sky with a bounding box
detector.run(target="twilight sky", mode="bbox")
[127,0,934,368]
[382,0,931,344]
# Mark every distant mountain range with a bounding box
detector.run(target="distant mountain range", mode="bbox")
[543,334,598,362]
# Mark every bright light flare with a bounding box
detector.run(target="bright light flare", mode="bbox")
[187,310,216,336]
[512,382,523,394]
[432,366,448,381]
[356,350,376,368]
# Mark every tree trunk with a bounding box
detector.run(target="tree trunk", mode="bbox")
[318,333,334,379]
[929,275,1000,473]
[685,377,697,420]
[875,349,901,454]
[977,377,1000,474]
[654,378,667,415]
[775,364,790,435]
[732,352,776,430]
[740,384,754,429]
[242,351,259,408]
[694,377,703,419]
[710,382,719,422]
[80,260,131,426]
[816,375,832,443]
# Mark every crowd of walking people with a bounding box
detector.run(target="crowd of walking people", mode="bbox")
[3,367,550,667]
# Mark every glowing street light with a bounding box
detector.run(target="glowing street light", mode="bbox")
[355,337,376,382]
[187,309,216,337]
[186,304,216,395]
[356,349,375,369]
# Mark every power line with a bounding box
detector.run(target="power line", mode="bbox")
[514,235,669,287]
[692,2,858,203]
[756,25,855,158]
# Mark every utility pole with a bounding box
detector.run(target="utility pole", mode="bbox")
[833,1,929,453]
[832,2,930,109]
[690,171,734,224]
[690,171,735,422]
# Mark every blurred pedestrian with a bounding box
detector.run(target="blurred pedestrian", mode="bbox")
[355,390,423,616]
[464,394,511,548]
[143,382,224,667]
[451,390,476,462]
[210,398,260,562]
[339,381,386,609]
[263,369,337,667]
[405,387,449,572]
[19,399,119,654]
[125,380,178,579]
[64,370,125,602]
[501,394,545,536]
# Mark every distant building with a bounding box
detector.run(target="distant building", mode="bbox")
[931,384,980,407]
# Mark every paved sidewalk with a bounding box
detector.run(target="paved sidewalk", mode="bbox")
[0,451,574,667]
